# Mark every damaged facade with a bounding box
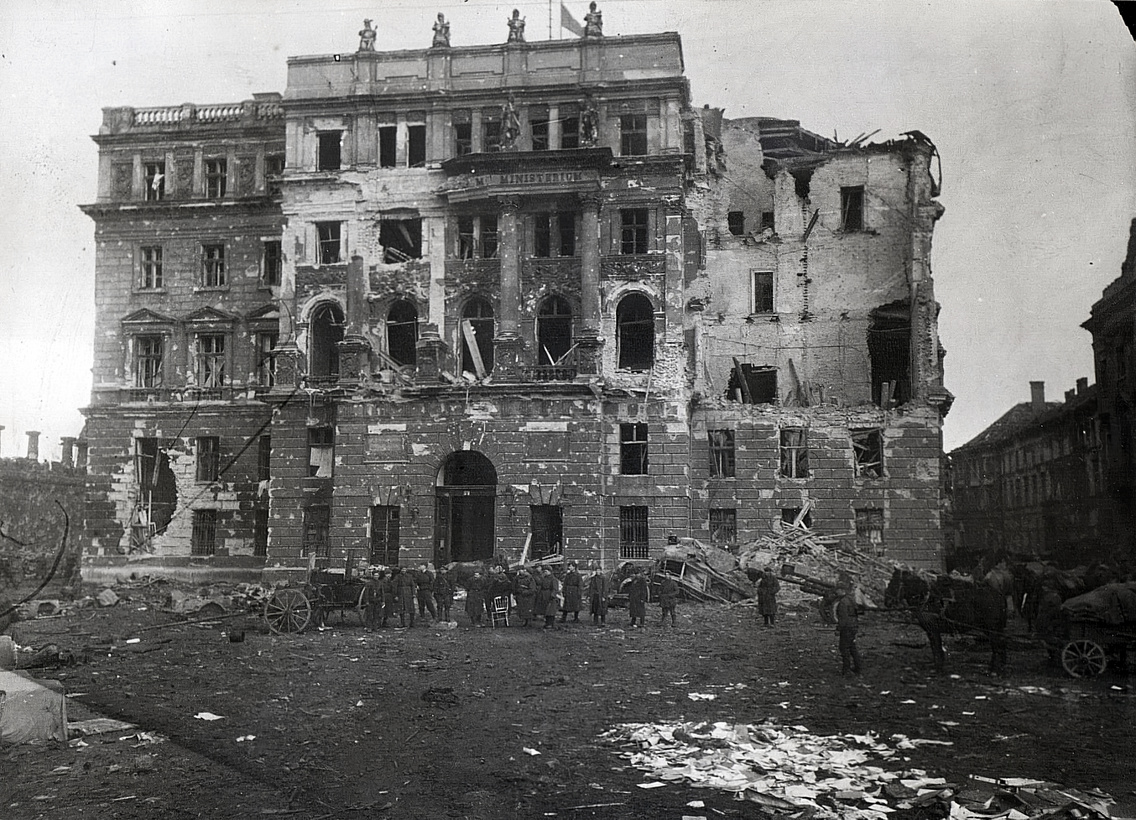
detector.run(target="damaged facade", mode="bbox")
[81,18,951,582]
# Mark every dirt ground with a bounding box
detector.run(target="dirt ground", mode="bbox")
[2,582,1135,820]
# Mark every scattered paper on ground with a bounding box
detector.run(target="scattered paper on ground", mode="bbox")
[193,712,224,721]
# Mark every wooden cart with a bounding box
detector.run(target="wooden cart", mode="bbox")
[263,558,370,635]
[1061,620,1136,678]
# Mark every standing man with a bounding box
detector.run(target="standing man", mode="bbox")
[560,562,582,623]
[588,564,609,627]
[465,570,487,626]
[627,567,649,629]
[657,572,678,627]
[758,567,781,627]
[395,566,418,628]
[416,564,438,622]
[513,565,536,627]
[433,566,454,623]
[835,582,863,676]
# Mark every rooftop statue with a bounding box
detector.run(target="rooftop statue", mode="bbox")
[358,19,377,52]
[432,13,451,48]
[584,2,604,37]
[507,9,526,43]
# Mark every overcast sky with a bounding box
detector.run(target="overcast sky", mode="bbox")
[1,0,1134,459]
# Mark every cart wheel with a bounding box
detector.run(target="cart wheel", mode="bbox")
[1062,638,1108,678]
[264,588,313,634]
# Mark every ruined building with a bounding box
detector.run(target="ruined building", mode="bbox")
[80,14,951,584]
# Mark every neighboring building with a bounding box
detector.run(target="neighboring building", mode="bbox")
[81,11,952,583]
[1083,217,1136,554]
[947,380,1111,567]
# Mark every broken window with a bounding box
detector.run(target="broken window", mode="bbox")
[407,123,426,167]
[480,215,498,259]
[558,211,576,257]
[457,216,477,259]
[536,295,573,365]
[257,332,278,387]
[196,334,226,388]
[379,218,423,263]
[727,362,777,404]
[761,211,775,232]
[709,509,737,545]
[727,211,745,236]
[620,208,650,254]
[530,106,550,150]
[482,113,501,153]
[204,158,227,198]
[781,507,813,528]
[262,240,282,286]
[196,436,220,483]
[453,110,472,156]
[560,105,580,149]
[620,113,648,155]
[144,161,165,201]
[316,222,342,265]
[134,438,176,538]
[134,335,164,388]
[534,214,552,258]
[616,293,655,371]
[309,302,344,381]
[191,509,218,556]
[201,243,226,287]
[308,406,335,478]
[841,186,864,232]
[257,434,271,483]
[254,508,269,557]
[620,422,649,475]
[139,246,163,289]
[461,297,495,377]
[530,505,563,560]
[370,505,401,566]
[317,131,342,171]
[855,508,884,547]
[378,125,397,168]
[708,429,736,478]
[868,301,911,406]
[387,299,419,367]
[534,212,576,258]
[619,506,650,559]
[752,270,774,313]
[851,429,884,479]
[779,428,809,478]
[303,504,331,557]
[265,154,284,196]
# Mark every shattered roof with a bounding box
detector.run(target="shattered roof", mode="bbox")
[952,387,1096,454]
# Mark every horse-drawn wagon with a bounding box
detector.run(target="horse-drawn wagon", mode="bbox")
[263,557,370,634]
[1055,582,1136,678]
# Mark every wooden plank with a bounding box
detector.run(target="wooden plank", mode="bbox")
[732,358,753,403]
[460,319,487,379]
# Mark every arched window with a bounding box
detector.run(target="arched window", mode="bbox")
[536,295,573,365]
[387,300,418,367]
[461,297,495,376]
[309,302,344,380]
[616,293,655,371]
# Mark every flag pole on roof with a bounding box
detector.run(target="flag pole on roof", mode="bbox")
[561,2,585,38]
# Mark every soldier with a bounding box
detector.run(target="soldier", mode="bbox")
[627,567,649,629]
[364,569,385,630]
[394,567,418,628]
[539,567,561,629]
[465,570,487,626]
[560,561,582,623]
[835,582,863,676]
[433,566,454,622]
[513,565,536,627]
[588,565,609,626]
[416,564,438,621]
[657,572,679,627]
[758,567,781,626]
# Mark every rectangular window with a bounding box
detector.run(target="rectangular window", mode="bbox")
[560,107,580,149]
[841,186,864,231]
[144,161,165,201]
[257,434,271,483]
[529,505,563,560]
[140,246,163,289]
[407,124,426,167]
[851,429,884,479]
[253,508,269,557]
[761,211,775,232]
[709,509,737,544]
[727,211,745,236]
[752,271,774,313]
[303,505,331,557]
[308,406,335,478]
[620,114,648,155]
[317,131,342,171]
[781,507,813,528]
[204,158,227,198]
[530,107,550,150]
[196,436,220,482]
[534,214,552,258]
[316,222,342,264]
[620,422,649,475]
[457,216,476,259]
[196,334,226,388]
[201,243,226,287]
[134,336,164,388]
[265,154,285,196]
[620,209,649,255]
[370,505,401,566]
[262,240,282,286]
[708,429,736,478]
[257,332,278,388]
[779,428,809,478]
[480,215,499,259]
[855,508,884,546]
[482,116,501,153]
[191,510,217,556]
[454,111,472,156]
[558,211,576,257]
[378,125,397,168]
[379,218,423,263]
[619,506,650,559]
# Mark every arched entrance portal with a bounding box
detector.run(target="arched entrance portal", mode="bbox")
[434,451,496,565]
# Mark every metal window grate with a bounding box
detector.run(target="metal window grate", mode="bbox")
[619,506,649,559]
[191,510,217,556]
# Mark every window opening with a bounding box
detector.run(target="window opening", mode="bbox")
[257,332,278,387]
[202,243,226,287]
[144,162,165,201]
[191,510,218,556]
[620,422,649,475]
[708,429,736,478]
[779,428,809,478]
[841,186,864,231]
[727,362,777,404]
[620,114,648,155]
[851,429,884,478]
[135,336,164,388]
[303,505,331,557]
[457,216,476,259]
[378,125,397,168]
[619,506,649,559]
[530,107,550,150]
[709,509,737,545]
[253,508,269,557]
[453,111,472,156]
[407,124,426,167]
[621,208,650,254]
[262,240,282,286]
[308,405,335,478]
[480,215,499,258]
[461,297,495,376]
[781,507,813,528]
[387,300,419,366]
[616,293,655,371]
[558,211,576,257]
[134,438,176,539]
[752,270,774,313]
[727,211,745,236]
[537,295,573,365]
[309,302,344,381]
[761,211,775,232]
[265,154,284,196]
[371,505,401,565]
[379,218,423,263]
[317,131,342,171]
[204,158,227,198]
[316,222,342,264]
[868,301,911,407]
[196,436,220,483]
[196,334,226,388]
[534,214,552,258]
[257,434,271,483]
[482,115,501,153]
[855,508,884,547]
[140,246,163,289]
[529,505,563,560]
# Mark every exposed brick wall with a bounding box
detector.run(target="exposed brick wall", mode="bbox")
[0,459,85,590]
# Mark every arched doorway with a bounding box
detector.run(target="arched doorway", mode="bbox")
[434,450,496,565]
[309,301,344,381]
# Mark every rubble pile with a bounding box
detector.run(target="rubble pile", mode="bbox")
[603,720,1115,820]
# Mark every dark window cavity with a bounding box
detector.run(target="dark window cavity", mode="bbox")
[709,509,737,544]
[309,302,344,381]
[779,428,809,478]
[371,505,401,566]
[202,243,226,287]
[257,434,271,483]
[752,270,774,313]
[265,154,285,196]
[461,297,495,377]
[560,106,580,149]
[620,208,649,254]
[317,131,342,171]
[204,158,227,198]
[303,504,331,556]
[378,125,397,168]
[387,299,419,367]
[379,218,423,263]
[134,438,175,540]
[196,436,220,483]
[454,110,472,156]
[781,507,813,528]
[616,293,655,371]
[196,334,226,388]
[316,222,342,265]
[856,508,884,546]
[727,211,745,236]
[841,186,864,231]
[144,162,165,201]
[407,124,426,167]
[307,405,335,478]
[851,429,884,479]
[620,422,649,475]
[537,295,573,365]
[254,508,269,557]
[620,114,648,155]
[135,336,164,388]
[708,429,736,478]
[530,106,550,150]
[482,115,501,153]
[262,240,282,286]
[530,505,563,560]
[257,332,278,387]
[191,510,218,556]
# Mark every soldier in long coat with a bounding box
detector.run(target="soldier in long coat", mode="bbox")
[416,564,438,621]
[512,567,536,626]
[758,567,781,626]
[657,573,679,627]
[395,567,418,627]
[588,567,609,626]
[541,568,561,629]
[559,562,583,623]
[627,568,649,628]
[433,567,454,622]
[465,570,487,626]
[364,569,389,630]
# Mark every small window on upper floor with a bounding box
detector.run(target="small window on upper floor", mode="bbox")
[779,428,809,479]
[262,240,282,287]
[257,332,278,388]
[620,422,649,475]
[752,270,774,314]
[761,211,775,232]
[727,211,745,236]
[318,131,342,171]
[139,246,163,289]
[616,293,655,371]
[379,125,397,168]
[134,335,164,388]
[387,300,419,367]
[379,218,422,263]
[483,115,502,153]
[851,429,884,479]
[144,162,165,201]
[560,105,580,150]
[265,154,285,196]
[204,158,227,198]
[530,106,550,150]
[453,110,472,156]
[708,429,736,478]
[196,436,220,483]
[316,222,342,264]
[620,114,648,156]
[407,124,426,167]
[201,244,226,288]
[620,209,649,255]
[841,186,864,231]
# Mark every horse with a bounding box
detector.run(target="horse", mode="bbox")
[884,567,1010,675]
